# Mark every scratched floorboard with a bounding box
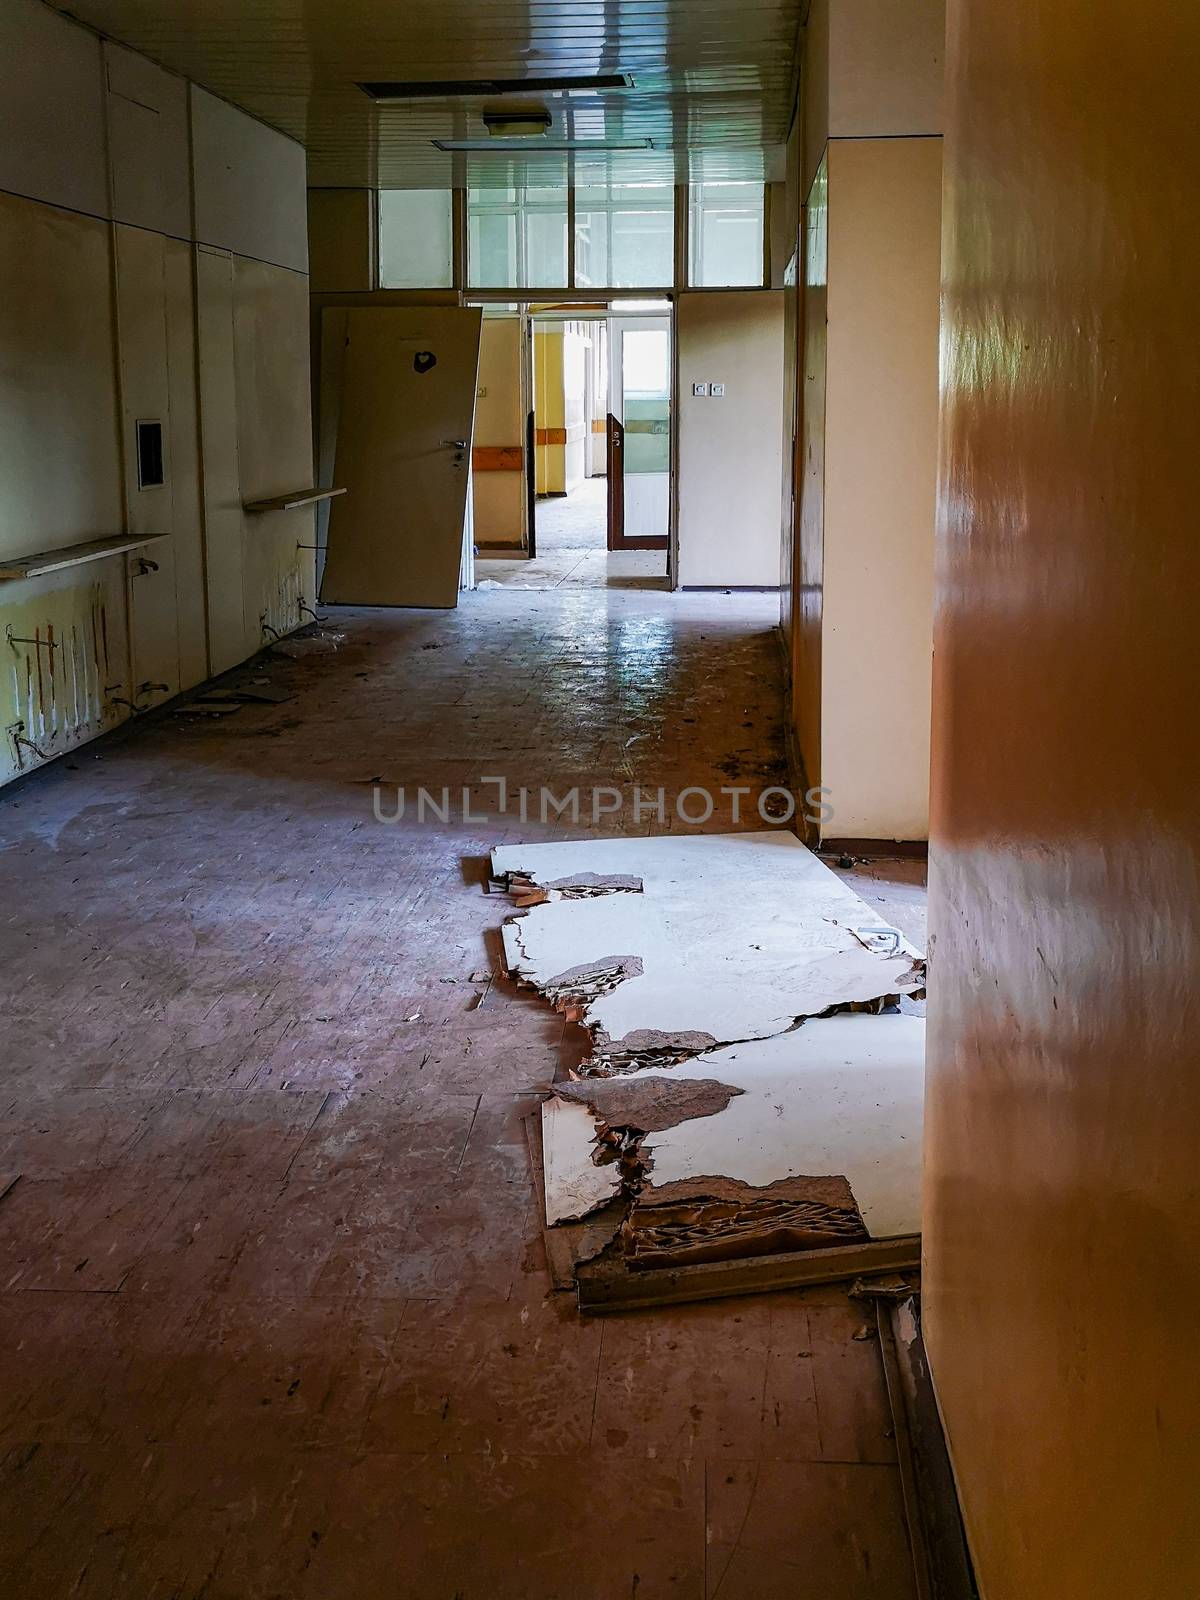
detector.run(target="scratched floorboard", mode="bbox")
[0,585,920,1599]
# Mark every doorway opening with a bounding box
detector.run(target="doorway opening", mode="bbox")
[472,301,672,590]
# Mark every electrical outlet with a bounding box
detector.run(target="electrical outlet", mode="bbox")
[692,381,710,397]
[711,382,726,397]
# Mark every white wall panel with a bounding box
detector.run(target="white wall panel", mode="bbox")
[105,41,191,240]
[191,86,308,272]
[163,238,210,689]
[114,224,181,704]
[232,255,315,640]
[676,291,785,587]
[0,191,123,563]
[196,246,248,674]
[0,0,108,218]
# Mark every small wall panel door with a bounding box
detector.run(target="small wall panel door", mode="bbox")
[114,223,181,705]
[232,256,314,641]
[321,306,482,608]
[196,245,247,673]
[163,236,209,689]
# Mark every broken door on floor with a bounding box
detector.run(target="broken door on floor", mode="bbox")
[319,306,482,607]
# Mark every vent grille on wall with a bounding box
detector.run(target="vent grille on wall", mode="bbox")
[359,74,634,100]
[135,420,165,489]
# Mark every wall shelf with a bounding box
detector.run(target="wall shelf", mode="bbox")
[243,487,347,513]
[0,533,170,582]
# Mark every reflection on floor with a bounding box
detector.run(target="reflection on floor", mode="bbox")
[536,477,607,551]
[0,585,922,1597]
[478,474,669,590]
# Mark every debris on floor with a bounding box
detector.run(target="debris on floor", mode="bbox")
[271,629,347,657]
[491,830,926,1308]
[202,682,295,705]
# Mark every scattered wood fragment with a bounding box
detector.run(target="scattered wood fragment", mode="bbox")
[575,1235,922,1315]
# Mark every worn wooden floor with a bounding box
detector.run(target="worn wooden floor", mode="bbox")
[0,586,923,1598]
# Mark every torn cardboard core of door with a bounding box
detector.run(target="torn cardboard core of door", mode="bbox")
[491,831,926,1279]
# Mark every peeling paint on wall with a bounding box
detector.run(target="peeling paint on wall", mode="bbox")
[1,569,130,783]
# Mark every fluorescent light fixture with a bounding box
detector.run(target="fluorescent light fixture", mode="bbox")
[482,105,552,137]
[433,138,654,153]
[360,74,634,100]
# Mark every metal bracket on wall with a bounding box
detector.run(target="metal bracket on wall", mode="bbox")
[5,625,60,651]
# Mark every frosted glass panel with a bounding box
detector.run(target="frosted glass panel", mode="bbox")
[575,157,674,289]
[689,182,765,287]
[378,190,454,288]
[468,179,567,288]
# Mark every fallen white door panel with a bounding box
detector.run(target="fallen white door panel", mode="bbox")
[492,832,923,1058]
[639,1013,925,1239]
[541,1096,623,1223]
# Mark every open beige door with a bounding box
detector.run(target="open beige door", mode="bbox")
[320,306,482,607]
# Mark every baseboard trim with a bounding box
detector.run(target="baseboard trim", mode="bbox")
[821,836,928,859]
[855,1286,980,1600]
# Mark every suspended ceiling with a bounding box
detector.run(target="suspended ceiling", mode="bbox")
[60,0,804,188]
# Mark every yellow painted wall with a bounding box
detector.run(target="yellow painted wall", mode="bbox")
[802,0,944,195]
[534,327,565,494]
[789,0,944,840]
[0,0,312,786]
[819,137,942,840]
[473,317,525,546]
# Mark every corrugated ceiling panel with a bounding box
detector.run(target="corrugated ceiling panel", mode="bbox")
[60,0,803,186]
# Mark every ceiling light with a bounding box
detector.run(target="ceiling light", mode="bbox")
[481,105,552,138]
[433,138,654,153]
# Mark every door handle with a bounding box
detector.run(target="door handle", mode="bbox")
[443,439,467,449]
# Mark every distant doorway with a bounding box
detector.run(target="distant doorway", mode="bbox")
[605,314,671,552]
[530,307,669,582]
[532,316,607,555]
[473,302,671,591]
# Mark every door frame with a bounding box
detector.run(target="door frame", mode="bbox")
[606,313,671,553]
[519,301,678,584]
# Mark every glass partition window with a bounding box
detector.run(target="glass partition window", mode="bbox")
[468,181,568,289]
[378,190,454,288]
[620,327,671,475]
[688,181,766,287]
[574,157,674,289]
[389,173,765,292]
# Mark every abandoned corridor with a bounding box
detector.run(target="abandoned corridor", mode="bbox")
[0,586,923,1596]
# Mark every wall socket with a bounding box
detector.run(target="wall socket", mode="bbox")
[692,381,710,397]
[711,382,726,397]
